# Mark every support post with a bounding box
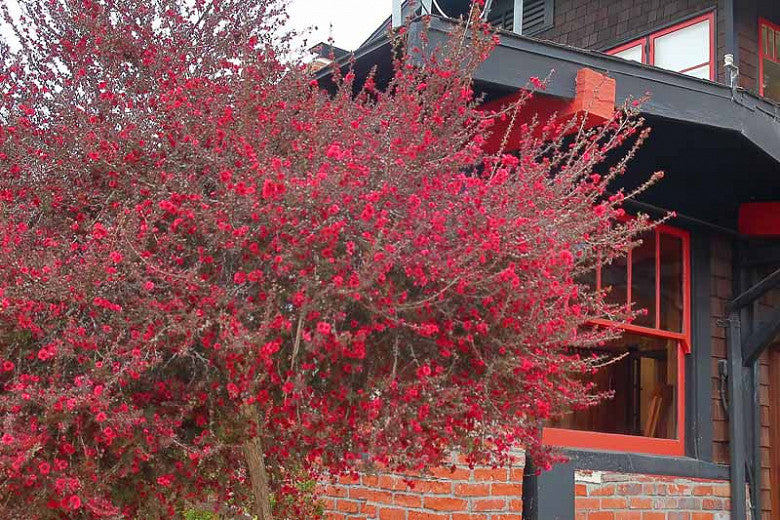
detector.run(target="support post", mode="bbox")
[727,311,748,520]
[521,457,574,520]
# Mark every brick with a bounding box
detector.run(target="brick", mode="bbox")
[691,514,715,520]
[378,476,405,491]
[451,515,488,520]
[678,497,701,509]
[575,497,601,511]
[615,512,641,520]
[590,484,616,496]
[702,498,724,510]
[588,513,615,520]
[378,508,406,520]
[321,486,347,498]
[668,484,693,495]
[362,475,380,487]
[325,513,346,520]
[641,514,665,520]
[408,512,449,520]
[509,499,523,512]
[616,483,643,495]
[472,498,507,512]
[454,483,490,496]
[491,483,523,496]
[393,493,422,508]
[336,500,360,514]
[423,496,468,511]
[351,488,393,503]
[667,513,691,520]
[575,483,588,496]
[430,466,471,480]
[628,497,653,509]
[654,497,679,509]
[473,468,508,481]
[711,485,730,497]
[408,480,452,494]
[692,486,713,496]
[600,497,628,509]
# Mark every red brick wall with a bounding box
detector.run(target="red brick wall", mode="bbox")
[575,471,731,520]
[322,465,736,520]
[320,454,524,520]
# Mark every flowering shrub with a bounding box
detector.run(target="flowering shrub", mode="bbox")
[0,0,657,518]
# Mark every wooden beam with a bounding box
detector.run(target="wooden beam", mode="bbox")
[726,266,780,313]
[742,307,780,366]
[727,311,748,520]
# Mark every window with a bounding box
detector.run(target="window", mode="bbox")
[486,0,554,36]
[606,13,715,81]
[544,225,690,456]
[759,18,780,102]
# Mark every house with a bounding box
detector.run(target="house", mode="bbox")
[316,2,780,519]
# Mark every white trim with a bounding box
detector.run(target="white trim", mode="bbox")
[513,0,524,35]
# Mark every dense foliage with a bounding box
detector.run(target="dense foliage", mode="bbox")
[0,0,657,517]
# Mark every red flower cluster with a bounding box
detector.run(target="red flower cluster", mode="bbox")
[0,0,654,518]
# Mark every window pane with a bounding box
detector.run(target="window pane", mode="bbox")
[763,25,769,56]
[775,29,780,61]
[653,19,710,73]
[613,44,643,63]
[762,58,780,102]
[768,28,776,60]
[683,64,710,79]
[549,333,678,439]
[602,253,628,310]
[631,231,656,328]
[659,234,684,332]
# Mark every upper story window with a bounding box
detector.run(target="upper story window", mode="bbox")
[544,225,690,457]
[485,0,554,35]
[607,13,715,81]
[759,18,780,102]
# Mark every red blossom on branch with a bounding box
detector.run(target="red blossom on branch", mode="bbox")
[0,0,657,518]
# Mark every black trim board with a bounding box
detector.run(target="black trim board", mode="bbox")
[565,449,730,481]
[417,17,780,165]
[522,459,574,520]
[687,233,714,461]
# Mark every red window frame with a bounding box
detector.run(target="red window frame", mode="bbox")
[606,12,716,81]
[759,17,780,98]
[607,39,646,63]
[543,224,691,457]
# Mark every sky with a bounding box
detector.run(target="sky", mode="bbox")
[287,0,391,51]
[0,1,391,54]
